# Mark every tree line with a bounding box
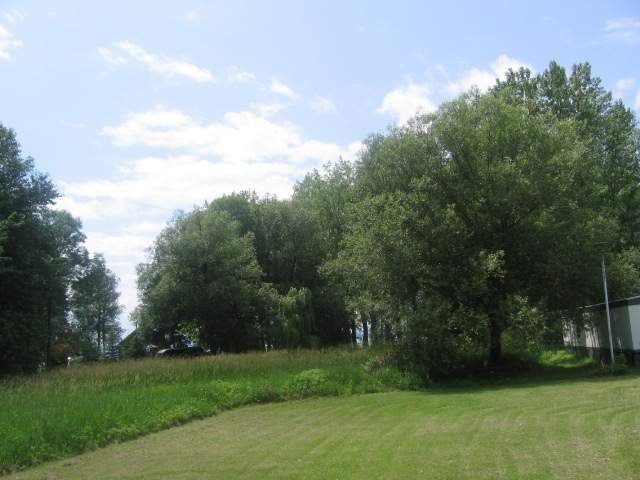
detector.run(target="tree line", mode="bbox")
[132,177,357,354]
[132,61,640,379]
[0,125,122,374]
[4,60,639,380]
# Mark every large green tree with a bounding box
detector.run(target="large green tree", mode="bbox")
[0,125,69,372]
[137,188,355,351]
[0,123,110,372]
[40,210,87,365]
[496,61,640,249]
[137,208,276,352]
[71,254,123,359]
[340,70,638,377]
[212,191,353,347]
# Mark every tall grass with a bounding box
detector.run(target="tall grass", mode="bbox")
[0,347,413,473]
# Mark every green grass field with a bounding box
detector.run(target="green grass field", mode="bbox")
[0,348,413,473]
[8,372,640,480]
[3,349,638,479]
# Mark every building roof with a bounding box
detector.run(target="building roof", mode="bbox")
[585,295,640,311]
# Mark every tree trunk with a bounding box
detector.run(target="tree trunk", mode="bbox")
[97,314,103,357]
[370,314,378,345]
[350,319,357,344]
[362,314,369,347]
[382,320,392,343]
[45,297,52,367]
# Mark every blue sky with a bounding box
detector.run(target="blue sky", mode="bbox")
[1,0,639,331]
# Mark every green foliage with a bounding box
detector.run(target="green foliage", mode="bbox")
[278,287,315,348]
[71,254,123,358]
[137,183,355,351]
[606,247,640,299]
[0,124,100,373]
[369,367,419,390]
[285,368,332,397]
[337,61,640,378]
[137,208,272,352]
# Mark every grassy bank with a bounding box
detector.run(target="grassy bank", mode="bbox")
[0,348,413,473]
[9,373,640,479]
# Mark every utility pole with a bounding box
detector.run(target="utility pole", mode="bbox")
[601,255,615,365]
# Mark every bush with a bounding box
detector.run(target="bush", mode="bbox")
[285,368,333,398]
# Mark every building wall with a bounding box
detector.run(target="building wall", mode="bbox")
[564,300,640,365]
[592,304,635,351]
[630,304,640,350]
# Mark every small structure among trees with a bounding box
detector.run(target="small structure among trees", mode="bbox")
[564,296,640,366]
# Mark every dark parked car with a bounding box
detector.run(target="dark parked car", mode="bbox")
[156,346,205,357]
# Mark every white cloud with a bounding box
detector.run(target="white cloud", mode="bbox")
[98,47,127,66]
[226,65,256,83]
[55,195,136,220]
[310,96,337,114]
[59,155,301,219]
[605,17,640,45]
[58,145,362,226]
[0,25,22,60]
[613,78,636,99]
[85,230,158,260]
[3,10,25,24]
[251,102,286,118]
[377,82,437,124]
[101,105,357,164]
[490,54,531,78]
[269,79,298,99]
[378,54,533,124]
[445,68,496,96]
[98,41,214,83]
[71,106,361,220]
[446,54,532,95]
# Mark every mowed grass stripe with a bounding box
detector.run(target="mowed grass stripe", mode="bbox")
[9,375,640,480]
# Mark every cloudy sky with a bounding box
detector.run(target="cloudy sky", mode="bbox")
[1,0,639,331]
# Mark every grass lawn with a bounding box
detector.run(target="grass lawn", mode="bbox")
[8,373,640,480]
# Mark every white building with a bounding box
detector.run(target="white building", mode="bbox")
[564,295,640,366]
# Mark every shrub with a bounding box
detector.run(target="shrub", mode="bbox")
[285,368,333,398]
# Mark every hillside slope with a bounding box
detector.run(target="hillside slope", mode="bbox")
[10,375,640,480]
